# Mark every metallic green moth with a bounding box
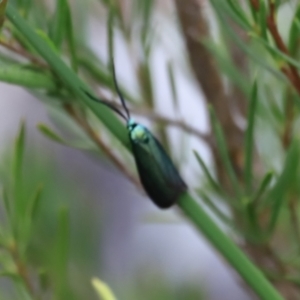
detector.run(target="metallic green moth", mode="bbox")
[84,63,187,209]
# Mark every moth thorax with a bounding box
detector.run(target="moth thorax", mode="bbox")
[130,124,148,143]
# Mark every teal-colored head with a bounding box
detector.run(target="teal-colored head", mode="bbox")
[127,119,149,143]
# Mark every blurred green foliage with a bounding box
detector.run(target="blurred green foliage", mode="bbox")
[1,0,300,299]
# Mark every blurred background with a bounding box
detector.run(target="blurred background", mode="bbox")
[0,0,299,299]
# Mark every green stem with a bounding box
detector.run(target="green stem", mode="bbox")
[177,193,283,300]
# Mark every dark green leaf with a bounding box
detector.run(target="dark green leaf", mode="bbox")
[27,184,44,221]
[244,80,258,193]
[0,65,55,89]
[13,122,25,189]
[252,171,274,206]
[107,7,114,69]
[258,0,268,40]
[288,4,300,55]
[64,0,77,71]
[49,0,69,49]
[267,141,299,234]
[193,150,223,194]
[209,106,242,198]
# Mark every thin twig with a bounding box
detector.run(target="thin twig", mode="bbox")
[9,242,35,296]
[63,104,143,191]
[267,1,300,149]
[267,1,300,95]
[111,101,212,145]
[249,0,260,11]
[0,39,48,68]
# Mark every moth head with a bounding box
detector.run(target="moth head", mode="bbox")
[128,119,149,143]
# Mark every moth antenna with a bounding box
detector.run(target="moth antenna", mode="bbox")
[111,59,131,120]
[83,90,128,121]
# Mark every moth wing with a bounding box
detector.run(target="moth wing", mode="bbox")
[131,128,186,208]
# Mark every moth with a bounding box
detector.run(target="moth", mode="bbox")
[84,63,187,209]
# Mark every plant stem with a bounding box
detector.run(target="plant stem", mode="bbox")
[64,104,142,190]
[177,193,283,300]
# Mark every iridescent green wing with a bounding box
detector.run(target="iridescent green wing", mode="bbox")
[130,128,187,209]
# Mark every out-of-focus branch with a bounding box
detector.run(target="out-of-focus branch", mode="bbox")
[9,241,35,296]
[267,1,300,95]
[64,104,143,191]
[0,39,48,68]
[266,0,299,148]
[249,0,260,11]
[174,0,245,189]
[110,101,212,145]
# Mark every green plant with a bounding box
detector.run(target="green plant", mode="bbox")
[0,0,299,299]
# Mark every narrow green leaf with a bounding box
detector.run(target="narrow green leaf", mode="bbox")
[49,0,69,49]
[226,0,252,30]
[167,61,179,109]
[193,150,223,194]
[38,122,97,150]
[217,0,252,30]
[92,278,117,300]
[209,106,242,198]
[0,65,56,89]
[107,7,114,69]
[258,0,268,40]
[288,4,300,55]
[36,29,58,53]
[244,81,258,193]
[198,190,234,228]
[267,141,299,234]
[37,123,66,144]
[18,184,44,256]
[244,201,262,243]
[138,0,154,47]
[13,122,25,188]
[251,33,300,71]
[252,171,274,206]
[64,0,77,71]
[27,184,43,221]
